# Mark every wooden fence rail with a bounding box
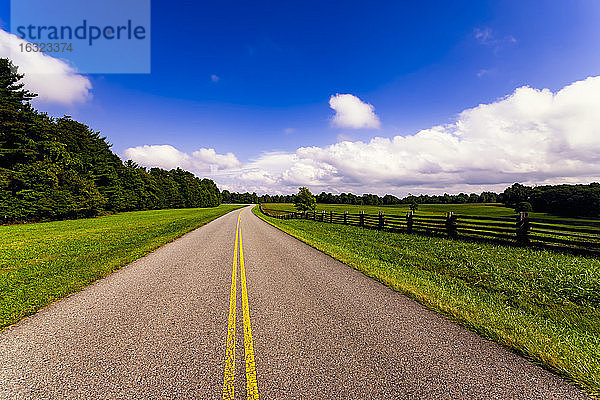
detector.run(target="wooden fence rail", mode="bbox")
[258,204,600,253]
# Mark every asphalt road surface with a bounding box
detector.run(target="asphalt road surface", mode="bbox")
[0,206,589,399]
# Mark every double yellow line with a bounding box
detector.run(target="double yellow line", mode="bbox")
[223,211,259,400]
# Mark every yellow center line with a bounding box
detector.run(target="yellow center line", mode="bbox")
[222,213,240,400]
[222,210,260,399]
[239,220,259,399]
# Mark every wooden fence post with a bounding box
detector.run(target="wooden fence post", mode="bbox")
[406,211,413,233]
[322,211,326,222]
[344,211,348,225]
[378,211,384,230]
[517,212,530,244]
[446,212,458,238]
[313,211,316,221]
[359,211,365,227]
[330,211,333,223]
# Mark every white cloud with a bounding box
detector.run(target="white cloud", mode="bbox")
[473,27,517,53]
[126,76,600,196]
[0,30,92,105]
[329,94,381,129]
[191,148,241,169]
[477,69,491,78]
[123,145,241,174]
[474,27,493,44]
[124,145,190,170]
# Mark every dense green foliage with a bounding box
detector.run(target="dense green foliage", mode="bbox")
[503,182,600,217]
[221,190,260,204]
[0,59,221,222]
[0,205,242,330]
[224,190,500,206]
[311,191,500,205]
[254,206,600,395]
[294,186,316,212]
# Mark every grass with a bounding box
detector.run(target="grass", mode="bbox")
[0,205,243,331]
[261,202,594,221]
[262,202,516,216]
[253,205,600,396]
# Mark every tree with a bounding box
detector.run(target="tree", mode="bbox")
[409,201,419,213]
[502,183,533,207]
[515,201,533,213]
[294,187,316,212]
[0,58,38,169]
[0,57,223,222]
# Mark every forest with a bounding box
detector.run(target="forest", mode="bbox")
[0,58,221,223]
[502,182,600,217]
[223,190,500,207]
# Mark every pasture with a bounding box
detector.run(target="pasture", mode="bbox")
[0,205,243,331]
[262,202,600,222]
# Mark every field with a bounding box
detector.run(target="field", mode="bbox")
[261,202,594,221]
[0,205,243,331]
[253,206,600,395]
[262,202,514,216]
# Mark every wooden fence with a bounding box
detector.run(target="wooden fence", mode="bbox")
[259,204,600,253]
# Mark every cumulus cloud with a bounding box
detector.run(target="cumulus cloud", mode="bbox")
[124,145,190,171]
[126,76,600,195]
[0,30,92,105]
[329,94,381,129]
[123,145,241,174]
[192,148,241,169]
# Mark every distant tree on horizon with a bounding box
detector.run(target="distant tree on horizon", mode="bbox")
[409,201,419,213]
[294,187,316,212]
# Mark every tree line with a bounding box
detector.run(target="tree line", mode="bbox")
[223,190,500,206]
[502,183,600,217]
[0,58,221,223]
[227,183,599,218]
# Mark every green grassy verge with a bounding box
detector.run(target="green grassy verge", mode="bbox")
[262,202,592,221]
[0,205,243,331]
[253,206,600,396]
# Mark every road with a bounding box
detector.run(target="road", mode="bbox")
[0,206,589,399]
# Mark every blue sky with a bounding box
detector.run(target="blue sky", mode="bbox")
[1,1,600,194]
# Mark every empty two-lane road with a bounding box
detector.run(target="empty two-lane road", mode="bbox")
[0,207,589,399]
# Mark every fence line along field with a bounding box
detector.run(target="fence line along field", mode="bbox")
[253,205,600,396]
[261,202,600,221]
[261,203,600,252]
[0,205,243,331]
[262,202,517,217]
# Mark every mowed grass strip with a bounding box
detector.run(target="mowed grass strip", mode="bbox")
[253,206,600,396]
[0,205,243,331]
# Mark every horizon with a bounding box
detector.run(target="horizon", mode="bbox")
[1,1,600,196]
